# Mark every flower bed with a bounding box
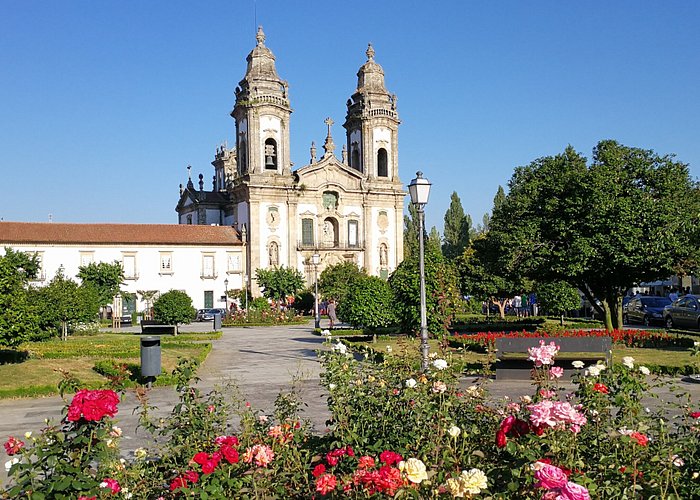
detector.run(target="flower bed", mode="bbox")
[4,344,700,498]
[451,328,694,352]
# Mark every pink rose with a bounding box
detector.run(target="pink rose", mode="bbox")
[561,481,591,500]
[534,462,568,490]
[549,367,564,379]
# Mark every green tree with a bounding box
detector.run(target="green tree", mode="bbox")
[488,141,700,331]
[0,248,40,347]
[152,290,196,334]
[77,261,124,306]
[442,191,471,259]
[255,266,305,306]
[38,268,99,341]
[137,290,159,320]
[339,275,397,330]
[537,281,582,325]
[389,243,460,338]
[318,261,367,305]
[493,185,506,212]
[403,203,424,260]
[428,226,442,255]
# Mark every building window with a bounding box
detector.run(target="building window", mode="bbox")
[351,146,361,171]
[323,191,339,211]
[377,148,388,177]
[160,252,173,274]
[122,254,137,280]
[348,220,358,247]
[201,254,216,278]
[186,214,193,225]
[239,140,248,173]
[301,218,314,246]
[264,138,277,169]
[204,290,214,309]
[227,252,241,273]
[79,251,94,268]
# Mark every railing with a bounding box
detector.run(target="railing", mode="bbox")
[297,240,364,251]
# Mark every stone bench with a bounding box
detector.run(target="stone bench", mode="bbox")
[495,336,612,380]
[140,321,176,335]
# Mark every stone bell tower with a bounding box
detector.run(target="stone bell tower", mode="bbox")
[343,43,400,182]
[231,26,292,177]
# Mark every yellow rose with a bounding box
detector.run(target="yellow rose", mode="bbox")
[445,477,468,497]
[399,458,428,484]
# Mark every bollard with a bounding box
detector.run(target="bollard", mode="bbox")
[213,312,222,331]
[140,336,161,388]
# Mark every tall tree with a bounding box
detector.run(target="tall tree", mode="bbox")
[152,290,196,334]
[77,261,124,306]
[403,203,422,260]
[428,226,442,255]
[318,261,367,306]
[493,185,506,213]
[38,268,99,340]
[442,191,471,259]
[255,266,305,306]
[488,141,700,331]
[0,248,40,347]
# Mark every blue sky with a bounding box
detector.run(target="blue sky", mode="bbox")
[1,1,698,233]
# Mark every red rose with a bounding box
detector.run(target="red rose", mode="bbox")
[593,383,609,394]
[312,464,326,478]
[379,450,403,466]
[690,411,700,419]
[630,432,648,447]
[67,389,119,422]
[220,444,239,464]
[496,430,507,448]
[170,476,188,491]
[184,470,199,484]
[4,436,24,456]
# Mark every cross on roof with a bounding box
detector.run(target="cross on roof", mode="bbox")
[324,117,334,136]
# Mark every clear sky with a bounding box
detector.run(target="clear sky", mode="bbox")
[1,1,698,233]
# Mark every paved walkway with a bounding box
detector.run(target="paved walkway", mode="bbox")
[0,322,699,482]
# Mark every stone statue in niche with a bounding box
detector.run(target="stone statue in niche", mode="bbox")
[269,241,279,266]
[379,244,388,266]
[323,220,335,246]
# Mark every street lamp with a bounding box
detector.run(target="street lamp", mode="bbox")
[240,224,249,314]
[312,253,321,329]
[408,171,432,371]
[224,278,229,317]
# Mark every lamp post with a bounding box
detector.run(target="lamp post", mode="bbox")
[312,253,321,329]
[408,171,432,371]
[224,278,229,317]
[240,224,248,314]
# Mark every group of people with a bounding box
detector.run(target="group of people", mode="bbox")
[482,293,538,317]
[319,298,338,328]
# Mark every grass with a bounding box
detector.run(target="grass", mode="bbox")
[0,332,219,399]
[344,335,698,375]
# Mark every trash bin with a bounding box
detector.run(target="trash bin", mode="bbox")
[140,336,161,385]
[213,312,222,331]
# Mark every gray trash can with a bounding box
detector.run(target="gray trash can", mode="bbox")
[213,312,222,331]
[140,336,161,385]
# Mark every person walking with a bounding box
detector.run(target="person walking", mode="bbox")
[327,298,338,329]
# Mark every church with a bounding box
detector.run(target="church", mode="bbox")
[176,27,406,295]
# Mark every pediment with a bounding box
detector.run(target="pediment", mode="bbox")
[294,156,364,192]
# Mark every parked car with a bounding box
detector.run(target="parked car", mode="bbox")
[663,295,700,330]
[623,296,671,326]
[196,308,226,322]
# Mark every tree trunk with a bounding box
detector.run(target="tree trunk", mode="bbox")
[601,301,613,333]
[560,313,564,326]
[493,298,506,319]
[606,294,623,330]
[61,321,67,341]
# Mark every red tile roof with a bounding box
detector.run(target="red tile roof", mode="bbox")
[0,222,241,246]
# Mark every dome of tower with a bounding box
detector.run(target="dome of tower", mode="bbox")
[356,43,387,94]
[237,26,288,101]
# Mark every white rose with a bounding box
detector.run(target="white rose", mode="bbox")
[405,378,417,388]
[332,341,347,354]
[447,425,461,438]
[585,365,601,377]
[321,329,331,337]
[639,366,650,375]
[4,457,19,472]
[23,431,32,439]
[386,345,393,353]
[622,356,635,369]
[328,383,337,391]
[572,360,585,369]
[432,359,448,370]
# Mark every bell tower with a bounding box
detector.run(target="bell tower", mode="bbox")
[343,43,400,181]
[232,26,292,177]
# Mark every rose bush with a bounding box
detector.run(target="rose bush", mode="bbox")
[3,341,700,498]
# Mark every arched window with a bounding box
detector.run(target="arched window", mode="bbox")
[377,148,388,177]
[351,147,361,172]
[264,138,277,170]
[239,140,248,174]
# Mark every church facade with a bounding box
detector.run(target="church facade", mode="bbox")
[176,28,406,295]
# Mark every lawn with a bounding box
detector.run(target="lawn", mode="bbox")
[0,332,221,398]
[344,335,698,375]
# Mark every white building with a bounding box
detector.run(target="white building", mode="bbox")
[176,28,406,295]
[0,222,244,311]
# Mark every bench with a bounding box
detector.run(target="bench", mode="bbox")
[495,336,612,380]
[140,320,176,335]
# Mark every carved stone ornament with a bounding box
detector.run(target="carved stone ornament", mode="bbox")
[377,211,389,233]
[266,207,280,229]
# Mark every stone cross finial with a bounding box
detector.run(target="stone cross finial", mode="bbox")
[366,43,375,61]
[310,141,317,163]
[323,117,335,157]
[256,26,265,46]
